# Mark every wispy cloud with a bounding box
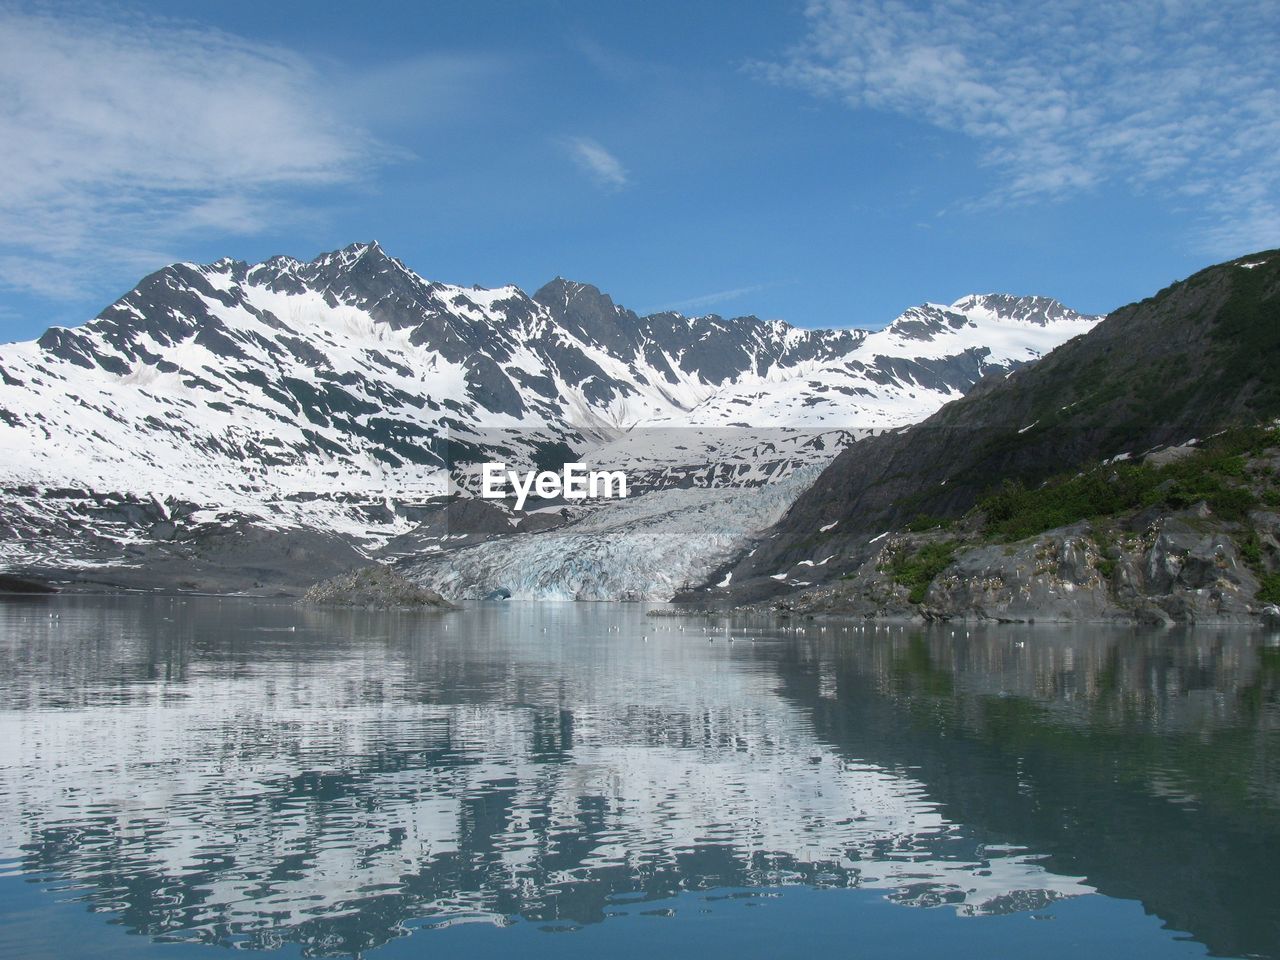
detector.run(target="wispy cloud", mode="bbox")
[650,283,773,314]
[564,136,629,189]
[0,9,395,299]
[760,0,1280,256]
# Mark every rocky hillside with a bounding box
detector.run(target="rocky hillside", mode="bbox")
[768,425,1280,623]
[722,249,1280,622]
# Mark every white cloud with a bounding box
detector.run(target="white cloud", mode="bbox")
[565,136,629,189]
[762,0,1280,256]
[652,283,771,314]
[0,10,391,298]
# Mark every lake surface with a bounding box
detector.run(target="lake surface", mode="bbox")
[0,597,1277,959]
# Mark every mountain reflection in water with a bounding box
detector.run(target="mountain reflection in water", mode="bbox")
[0,598,1276,958]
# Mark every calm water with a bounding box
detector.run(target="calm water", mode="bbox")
[0,598,1277,959]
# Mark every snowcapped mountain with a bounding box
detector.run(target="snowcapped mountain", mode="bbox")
[0,241,1099,590]
[650,294,1096,430]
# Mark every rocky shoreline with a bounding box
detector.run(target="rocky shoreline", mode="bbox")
[760,505,1280,626]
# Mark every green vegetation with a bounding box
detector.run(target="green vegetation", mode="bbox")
[1092,527,1119,580]
[905,513,953,533]
[976,425,1279,542]
[885,541,957,604]
[1238,528,1280,604]
[1240,529,1263,568]
[1214,259,1280,419]
[863,422,1280,608]
[884,260,1280,539]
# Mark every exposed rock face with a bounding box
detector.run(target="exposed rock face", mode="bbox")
[922,524,1113,622]
[769,508,1267,624]
[301,565,455,609]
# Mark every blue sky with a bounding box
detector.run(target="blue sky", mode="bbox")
[0,0,1276,340]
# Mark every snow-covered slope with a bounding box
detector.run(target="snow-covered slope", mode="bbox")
[0,242,1100,585]
[638,294,1095,430]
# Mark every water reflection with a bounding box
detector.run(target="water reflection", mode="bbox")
[779,624,1280,959]
[0,599,1276,957]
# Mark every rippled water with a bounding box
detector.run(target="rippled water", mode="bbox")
[0,597,1277,959]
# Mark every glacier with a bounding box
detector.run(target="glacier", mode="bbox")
[408,467,823,601]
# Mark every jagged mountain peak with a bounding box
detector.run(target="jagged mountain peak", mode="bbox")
[202,241,392,278]
[875,293,1096,345]
[535,275,599,302]
[316,239,387,263]
[947,292,1082,325]
[531,276,647,361]
[533,276,625,320]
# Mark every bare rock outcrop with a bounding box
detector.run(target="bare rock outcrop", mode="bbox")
[768,508,1268,625]
[301,565,456,609]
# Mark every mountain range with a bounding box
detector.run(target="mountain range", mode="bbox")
[0,242,1098,592]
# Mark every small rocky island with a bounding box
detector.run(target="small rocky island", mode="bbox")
[301,565,456,609]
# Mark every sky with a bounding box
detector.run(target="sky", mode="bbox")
[0,0,1277,340]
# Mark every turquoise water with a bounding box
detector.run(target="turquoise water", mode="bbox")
[0,597,1276,958]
